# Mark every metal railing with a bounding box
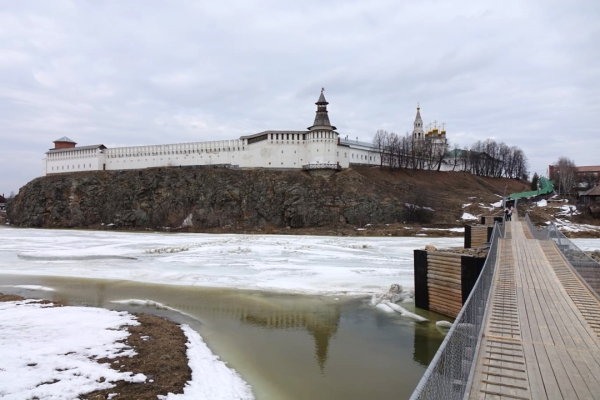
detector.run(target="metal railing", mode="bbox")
[524,213,599,297]
[524,213,549,240]
[547,223,600,297]
[409,222,504,400]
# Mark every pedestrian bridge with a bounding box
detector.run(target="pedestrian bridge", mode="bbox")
[411,208,600,399]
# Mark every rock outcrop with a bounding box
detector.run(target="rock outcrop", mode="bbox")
[8,168,409,230]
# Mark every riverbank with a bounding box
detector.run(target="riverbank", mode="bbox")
[0,293,252,400]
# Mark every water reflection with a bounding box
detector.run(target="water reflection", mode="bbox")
[0,275,447,400]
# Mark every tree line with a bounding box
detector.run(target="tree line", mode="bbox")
[372,131,529,179]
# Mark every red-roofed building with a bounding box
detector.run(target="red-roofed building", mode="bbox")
[549,165,600,187]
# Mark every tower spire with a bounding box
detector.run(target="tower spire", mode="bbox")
[309,88,336,130]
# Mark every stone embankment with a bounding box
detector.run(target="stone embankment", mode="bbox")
[8,168,412,231]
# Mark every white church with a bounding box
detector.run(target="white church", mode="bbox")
[43,90,445,175]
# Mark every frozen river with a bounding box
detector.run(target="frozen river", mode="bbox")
[0,226,468,295]
[1,226,598,399]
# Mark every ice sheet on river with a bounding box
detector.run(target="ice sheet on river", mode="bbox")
[0,227,460,295]
[1,227,598,296]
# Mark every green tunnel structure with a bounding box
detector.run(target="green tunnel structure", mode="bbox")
[506,176,555,201]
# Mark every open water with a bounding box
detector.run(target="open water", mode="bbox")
[0,275,448,399]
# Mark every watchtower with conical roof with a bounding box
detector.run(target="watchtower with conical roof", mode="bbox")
[308,88,337,131]
[304,88,339,166]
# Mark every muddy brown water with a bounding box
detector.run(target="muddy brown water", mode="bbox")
[0,275,449,399]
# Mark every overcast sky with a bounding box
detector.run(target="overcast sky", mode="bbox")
[1,0,599,195]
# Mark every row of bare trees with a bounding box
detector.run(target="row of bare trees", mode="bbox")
[450,139,529,179]
[372,132,529,179]
[373,130,449,171]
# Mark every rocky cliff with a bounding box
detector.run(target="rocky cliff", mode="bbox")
[7,167,529,232]
[8,168,405,230]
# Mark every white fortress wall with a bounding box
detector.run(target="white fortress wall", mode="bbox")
[45,147,106,175]
[104,139,244,170]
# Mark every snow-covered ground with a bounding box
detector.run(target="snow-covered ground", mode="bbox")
[0,299,252,400]
[0,227,464,295]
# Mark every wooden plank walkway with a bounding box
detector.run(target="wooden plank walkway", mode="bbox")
[468,214,600,400]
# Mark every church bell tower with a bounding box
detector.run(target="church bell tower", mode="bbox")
[412,104,424,140]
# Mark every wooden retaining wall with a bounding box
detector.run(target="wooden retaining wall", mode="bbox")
[414,250,486,318]
[464,225,493,248]
[480,216,503,226]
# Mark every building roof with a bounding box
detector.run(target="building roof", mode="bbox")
[576,166,600,173]
[581,185,600,196]
[317,92,328,104]
[0,195,6,203]
[46,144,106,154]
[309,91,336,130]
[53,136,76,143]
[338,137,376,149]
[239,130,307,140]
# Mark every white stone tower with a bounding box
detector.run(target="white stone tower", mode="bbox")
[412,103,424,140]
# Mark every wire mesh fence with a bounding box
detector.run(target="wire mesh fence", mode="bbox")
[524,213,549,240]
[524,212,599,296]
[409,222,504,400]
[546,223,600,297]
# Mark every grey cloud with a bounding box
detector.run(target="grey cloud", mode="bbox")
[1,0,599,194]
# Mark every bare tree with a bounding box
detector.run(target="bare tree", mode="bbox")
[373,130,388,168]
[553,157,577,195]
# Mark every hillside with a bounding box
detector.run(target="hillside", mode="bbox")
[7,167,534,236]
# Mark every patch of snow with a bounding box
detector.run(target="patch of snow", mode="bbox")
[435,320,453,328]
[0,300,146,399]
[478,203,494,211]
[0,285,55,292]
[181,214,194,228]
[158,325,254,399]
[384,301,428,321]
[462,203,472,208]
[461,212,478,221]
[421,227,465,233]
[491,200,502,208]
[404,203,435,212]
[111,299,197,320]
[375,303,395,313]
[536,199,547,207]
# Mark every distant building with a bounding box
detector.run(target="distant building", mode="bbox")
[412,103,447,146]
[43,90,387,176]
[548,165,600,187]
[0,195,6,211]
[579,185,600,206]
[42,92,450,176]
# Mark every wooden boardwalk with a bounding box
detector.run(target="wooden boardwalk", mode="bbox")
[468,215,600,399]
